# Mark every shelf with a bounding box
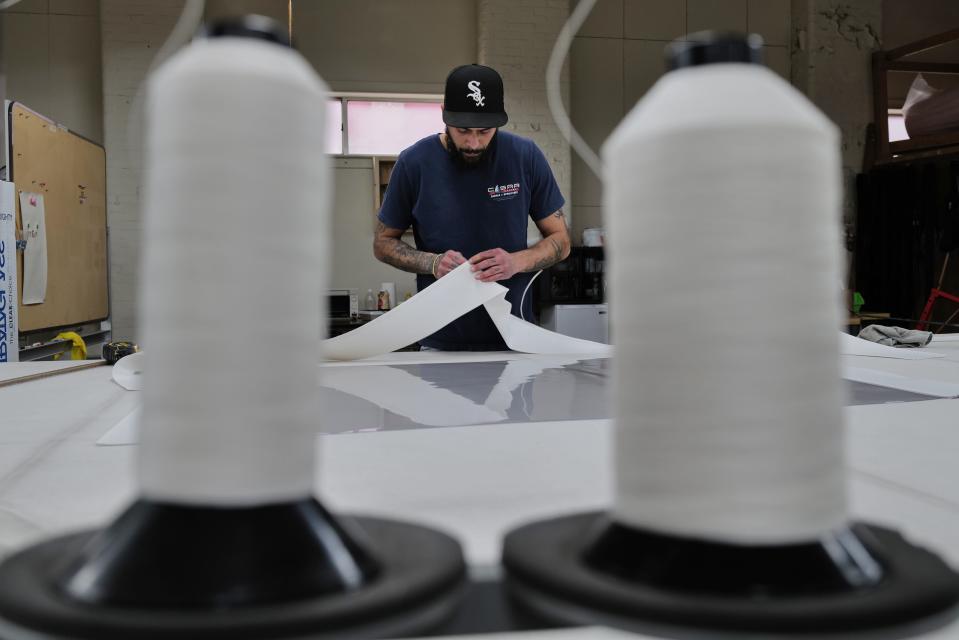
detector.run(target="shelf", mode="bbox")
[537,246,605,307]
[372,155,397,218]
[371,155,412,237]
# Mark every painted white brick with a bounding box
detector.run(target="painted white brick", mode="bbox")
[100,0,186,341]
[478,0,572,236]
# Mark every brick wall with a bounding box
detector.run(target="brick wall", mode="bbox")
[100,0,186,342]
[477,0,573,240]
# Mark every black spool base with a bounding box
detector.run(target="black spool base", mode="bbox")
[0,500,466,639]
[503,512,959,636]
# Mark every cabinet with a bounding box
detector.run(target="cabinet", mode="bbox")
[371,155,412,237]
[372,156,397,215]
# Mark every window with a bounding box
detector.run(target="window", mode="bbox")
[887,110,909,142]
[325,95,443,156]
[325,98,343,154]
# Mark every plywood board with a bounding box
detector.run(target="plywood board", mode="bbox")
[8,102,108,331]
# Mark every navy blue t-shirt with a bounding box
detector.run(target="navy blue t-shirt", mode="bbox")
[378,131,565,350]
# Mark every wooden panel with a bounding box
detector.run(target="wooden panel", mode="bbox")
[329,161,417,301]
[9,102,108,331]
[748,0,789,46]
[205,0,287,24]
[1,13,51,113]
[687,0,747,35]
[883,1,959,53]
[4,0,48,13]
[49,13,104,144]
[574,0,624,39]
[623,39,666,112]
[49,0,97,15]
[763,45,790,80]
[293,0,476,93]
[571,37,623,207]
[624,0,685,41]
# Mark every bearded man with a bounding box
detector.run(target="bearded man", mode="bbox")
[374,64,570,351]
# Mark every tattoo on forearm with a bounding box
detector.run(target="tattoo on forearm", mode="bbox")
[529,237,566,271]
[374,222,434,274]
[549,237,563,260]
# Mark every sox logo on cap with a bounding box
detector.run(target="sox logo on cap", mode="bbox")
[467,80,485,107]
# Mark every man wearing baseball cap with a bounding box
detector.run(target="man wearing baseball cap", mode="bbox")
[374,64,570,351]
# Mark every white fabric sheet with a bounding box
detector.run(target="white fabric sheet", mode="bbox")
[322,263,611,361]
[3,358,959,640]
[930,334,959,344]
[842,365,959,398]
[840,331,943,360]
[96,406,141,446]
[111,351,145,390]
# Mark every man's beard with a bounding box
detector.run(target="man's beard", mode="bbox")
[445,127,496,169]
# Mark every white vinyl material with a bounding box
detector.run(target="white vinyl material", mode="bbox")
[110,351,144,391]
[322,263,611,361]
[840,331,943,359]
[0,358,958,638]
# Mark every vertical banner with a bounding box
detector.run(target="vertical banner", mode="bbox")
[0,181,18,362]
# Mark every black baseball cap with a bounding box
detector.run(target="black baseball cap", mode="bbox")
[442,64,509,129]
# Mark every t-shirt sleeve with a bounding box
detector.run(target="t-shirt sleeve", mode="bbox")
[528,143,566,221]
[377,155,414,231]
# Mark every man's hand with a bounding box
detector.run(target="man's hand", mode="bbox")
[470,248,519,282]
[435,250,467,278]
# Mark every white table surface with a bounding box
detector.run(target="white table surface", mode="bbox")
[1,345,958,640]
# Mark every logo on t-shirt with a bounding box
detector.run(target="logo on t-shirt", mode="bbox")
[488,183,520,200]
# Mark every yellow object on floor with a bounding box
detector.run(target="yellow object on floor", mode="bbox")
[52,332,87,361]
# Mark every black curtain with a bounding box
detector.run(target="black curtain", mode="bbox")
[855,159,959,322]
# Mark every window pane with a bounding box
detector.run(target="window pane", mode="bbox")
[325,99,343,154]
[888,114,909,142]
[346,101,442,155]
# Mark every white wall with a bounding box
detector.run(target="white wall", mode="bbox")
[478,0,572,244]
[331,158,417,303]
[100,0,186,342]
[1,0,103,156]
[100,0,293,343]
[293,0,477,94]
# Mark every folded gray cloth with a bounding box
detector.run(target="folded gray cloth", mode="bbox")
[857,324,933,348]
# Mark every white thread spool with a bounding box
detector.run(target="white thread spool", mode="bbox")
[604,61,846,544]
[138,36,329,505]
